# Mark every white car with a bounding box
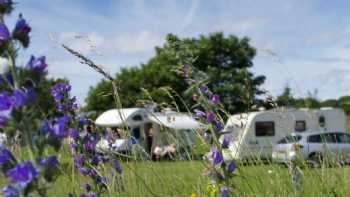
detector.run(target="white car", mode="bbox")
[272,131,350,167]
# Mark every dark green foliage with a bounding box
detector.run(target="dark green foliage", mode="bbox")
[85,32,266,114]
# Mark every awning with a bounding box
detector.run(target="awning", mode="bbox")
[148,112,201,130]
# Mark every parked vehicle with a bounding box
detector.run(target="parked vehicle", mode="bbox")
[272,131,350,167]
[94,108,200,158]
[221,107,346,161]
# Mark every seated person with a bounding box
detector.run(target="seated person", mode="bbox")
[153,143,177,160]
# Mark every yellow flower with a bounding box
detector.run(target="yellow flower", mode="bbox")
[189,192,196,197]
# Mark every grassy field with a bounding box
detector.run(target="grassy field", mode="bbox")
[3,153,350,197]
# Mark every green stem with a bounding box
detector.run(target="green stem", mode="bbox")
[7,50,19,89]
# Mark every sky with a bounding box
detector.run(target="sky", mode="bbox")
[5,0,350,104]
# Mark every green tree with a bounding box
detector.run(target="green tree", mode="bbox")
[85,32,266,114]
[276,85,295,107]
[338,96,350,114]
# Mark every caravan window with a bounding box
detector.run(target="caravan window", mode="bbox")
[255,121,275,137]
[295,121,306,132]
[132,115,143,121]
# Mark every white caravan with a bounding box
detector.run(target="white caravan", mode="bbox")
[94,108,200,156]
[221,107,346,160]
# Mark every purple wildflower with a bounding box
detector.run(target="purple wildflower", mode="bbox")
[83,141,94,152]
[69,128,79,140]
[0,23,10,44]
[211,94,220,105]
[88,192,95,197]
[0,0,13,15]
[83,183,91,192]
[26,88,37,103]
[200,86,209,94]
[0,147,16,165]
[212,148,223,165]
[11,89,27,108]
[214,121,224,132]
[70,143,78,152]
[51,83,78,112]
[114,160,122,174]
[79,167,90,175]
[40,120,52,135]
[91,155,102,166]
[221,186,230,197]
[68,192,74,197]
[12,14,31,48]
[212,171,224,180]
[6,162,39,188]
[194,109,205,118]
[227,160,236,173]
[207,111,215,123]
[0,115,9,128]
[39,156,58,168]
[51,115,70,139]
[2,185,19,197]
[74,155,85,167]
[222,135,230,148]
[0,92,12,111]
[26,55,47,72]
[14,14,31,34]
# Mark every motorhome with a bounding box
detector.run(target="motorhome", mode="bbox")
[221,107,347,160]
[94,108,200,158]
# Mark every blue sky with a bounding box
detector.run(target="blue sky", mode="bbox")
[6,0,350,104]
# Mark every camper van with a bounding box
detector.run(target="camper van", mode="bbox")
[94,108,200,158]
[221,107,346,161]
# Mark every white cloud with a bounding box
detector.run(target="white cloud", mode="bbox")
[58,32,105,55]
[212,18,269,34]
[110,30,163,54]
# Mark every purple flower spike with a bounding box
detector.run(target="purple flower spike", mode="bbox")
[227,160,236,173]
[88,192,95,197]
[222,135,230,148]
[114,160,122,174]
[207,111,215,123]
[51,115,70,139]
[221,186,230,197]
[12,89,28,108]
[14,14,31,34]
[79,167,90,175]
[0,115,9,128]
[26,55,47,72]
[74,155,85,167]
[211,94,220,105]
[212,148,223,165]
[0,92,12,111]
[0,147,16,165]
[0,0,13,15]
[13,14,31,47]
[194,109,205,118]
[200,86,209,94]
[83,183,91,192]
[2,185,19,197]
[69,128,79,140]
[0,23,10,44]
[6,162,39,188]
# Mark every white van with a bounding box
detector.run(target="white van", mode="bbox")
[221,107,347,161]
